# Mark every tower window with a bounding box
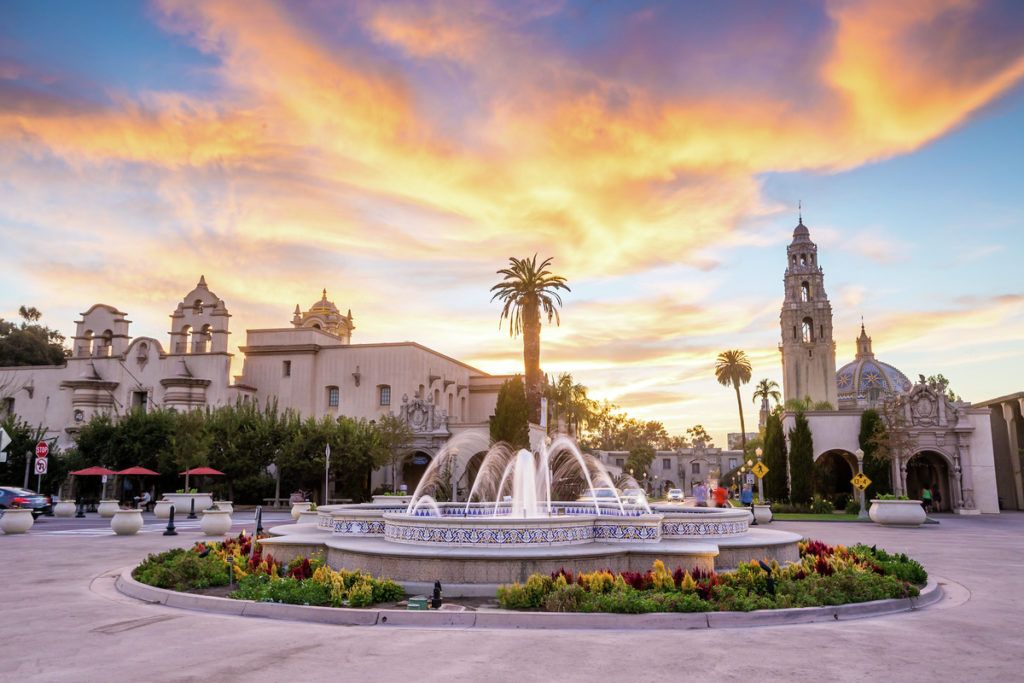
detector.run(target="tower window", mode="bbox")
[327,386,339,407]
[802,317,813,342]
[283,360,291,377]
[800,253,807,266]
[793,326,797,340]
[801,281,810,302]
[819,324,823,340]
[379,385,391,406]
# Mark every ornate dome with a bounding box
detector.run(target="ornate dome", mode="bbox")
[310,289,340,314]
[836,324,911,407]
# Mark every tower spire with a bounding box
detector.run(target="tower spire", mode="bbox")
[798,200,802,224]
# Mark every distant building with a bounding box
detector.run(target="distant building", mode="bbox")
[594,440,744,494]
[727,433,759,451]
[970,392,1024,510]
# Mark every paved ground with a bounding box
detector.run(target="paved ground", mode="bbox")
[1,511,1021,682]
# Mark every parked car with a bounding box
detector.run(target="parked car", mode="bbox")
[621,488,647,504]
[0,487,52,518]
[577,487,622,503]
[666,488,684,502]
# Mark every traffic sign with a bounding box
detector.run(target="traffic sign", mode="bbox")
[34,457,48,475]
[745,473,755,486]
[35,441,49,458]
[851,472,872,491]
[751,461,769,479]
[0,427,10,463]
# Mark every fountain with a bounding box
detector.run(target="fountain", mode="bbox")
[262,435,800,595]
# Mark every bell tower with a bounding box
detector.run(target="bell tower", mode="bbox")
[779,216,837,407]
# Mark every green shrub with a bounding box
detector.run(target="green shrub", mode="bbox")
[845,499,861,515]
[231,575,330,605]
[808,496,834,515]
[850,544,928,584]
[132,548,230,591]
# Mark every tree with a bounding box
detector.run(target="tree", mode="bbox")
[788,411,814,505]
[490,255,570,423]
[490,376,530,449]
[0,306,69,366]
[858,409,892,499]
[624,443,655,482]
[373,413,414,492]
[545,372,590,435]
[164,409,212,492]
[785,395,833,412]
[752,378,781,408]
[926,374,961,403]
[762,411,788,502]
[714,349,752,450]
[686,425,713,447]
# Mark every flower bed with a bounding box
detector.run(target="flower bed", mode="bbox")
[132,532,404,608]
[496,539,927,613]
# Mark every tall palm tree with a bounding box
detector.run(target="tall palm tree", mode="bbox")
[752,378,781,407]
[545,372,589,435]
[714,349,753,450]
[491,255,570,424]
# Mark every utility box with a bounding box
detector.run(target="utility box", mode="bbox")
[406,596,429,610]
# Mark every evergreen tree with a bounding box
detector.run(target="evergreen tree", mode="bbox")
[788,411,814,505]
[762,411,788,502]
[490,376,530,449]
[859,409,892,498]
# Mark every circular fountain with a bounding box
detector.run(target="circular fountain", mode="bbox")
[263,435,799,594]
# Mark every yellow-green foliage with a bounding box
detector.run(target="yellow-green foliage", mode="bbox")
[679,571,698,593]
[579,570,615,594]
[651,560,674,591]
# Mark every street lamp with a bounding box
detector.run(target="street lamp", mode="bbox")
[855,448,868,519]
[755,447,764,505]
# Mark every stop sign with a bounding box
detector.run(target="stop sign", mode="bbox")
[35,441,49,458]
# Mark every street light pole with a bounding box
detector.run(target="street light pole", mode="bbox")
[855,448,868,519]
[755,447,764,504]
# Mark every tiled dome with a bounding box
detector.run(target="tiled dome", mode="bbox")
[310,289,340,314]
[836,324,911,402]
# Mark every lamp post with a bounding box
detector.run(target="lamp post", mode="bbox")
[755,447,764,505]
[855,448,868,519]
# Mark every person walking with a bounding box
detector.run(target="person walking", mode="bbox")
[741,484,753,507]
[922,486,933,513]
[712,483,728,508]
[694,482,707,507]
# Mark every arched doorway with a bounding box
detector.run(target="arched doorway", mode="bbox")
[402,451,432,492]
[460,451,488,498]
[906,450,950,512]
[813,450,855,508]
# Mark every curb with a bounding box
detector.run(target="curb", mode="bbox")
[115,568,943,630]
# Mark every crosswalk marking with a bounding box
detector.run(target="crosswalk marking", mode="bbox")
[32,521,229,536]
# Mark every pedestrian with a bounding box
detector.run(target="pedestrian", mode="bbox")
[712,483,728,508]
[741,484,753,507]
[922,486,933,513]
[694,482,707,507]
[933,489,941,513]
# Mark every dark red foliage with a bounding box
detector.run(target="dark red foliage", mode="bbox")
[793,569,808,580]
[689,567,716,582]
[814,556,834,576]
[672,567,686,587]
[619,571,649,590]
[803,540,833,558]
[551,568,575,584]
[868,563,885,576]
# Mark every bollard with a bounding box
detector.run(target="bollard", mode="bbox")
[430,580,443,609]
[255,505,263,536]
[163,505,177,536]
[749,501,758,525]
[187,497,197,520]
[75,498,85,518]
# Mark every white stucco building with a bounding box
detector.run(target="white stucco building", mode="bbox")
[0,278,511,492]
[776,219,999,513]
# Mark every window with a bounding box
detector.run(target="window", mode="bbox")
[448,393,454,418]
[729,458,738,470]
[800,253,807,266]
[801,281,810,302]
[328,386,339,407]
[379,385,391,406]
[615,458,625,467]
[193,299,203,315]
[1,397,13,418]
[819,324,824,340]
[663,458,671,470]
[802,317,813,343]
[691,462,701,474]
[460,396,466,420]
[283,360,291,377]
[131,391,148,412]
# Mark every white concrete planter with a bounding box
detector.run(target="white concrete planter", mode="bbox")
[753,504,773,524]
[291,502,312,520]
[163,493,213,515]
[154,500,173,519]
[869,499,926,527]
[53,501,77,518]
[97,500,120,518]
[214,501,233,514]
[110,509,144,535]
[200,509,233,536]
[0,508,36,534]
[372,495,413,506]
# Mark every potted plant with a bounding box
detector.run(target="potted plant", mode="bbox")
[0,507,36,534]
[297,502,320,525]
[110,507,144,535]
[153,499,173,519]
[753,501,773,524]
[97,499,120,518]
[200,504,232,536]
[291,500,313,520]
[869,494,926,527]
[214,500,233,514]
[53,500,77,518]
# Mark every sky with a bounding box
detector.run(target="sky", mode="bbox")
[1,0,1023,446]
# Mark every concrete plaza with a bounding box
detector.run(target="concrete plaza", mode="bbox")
[1,511,1021,682]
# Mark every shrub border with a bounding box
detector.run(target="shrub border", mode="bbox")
[115,565,943,629]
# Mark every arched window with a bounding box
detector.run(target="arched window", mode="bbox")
[194,324,212,353]
[800,253,807,266]
[792,326,797,341]
[79,330,93,357]
[460,396,466,420]
[96,329,113,357]
[448,393,454,418]
[801,281,810,302]
[193,299,203,315]
[802,317,813,343]
[819,324,823,340]
[433,388,440,405]
[179,325,191,354]
[418,384,425,399]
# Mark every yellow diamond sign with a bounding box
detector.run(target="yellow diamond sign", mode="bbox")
[751,461,769,479]
[851,472,872,491]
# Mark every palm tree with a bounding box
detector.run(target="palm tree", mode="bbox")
[752,378,781,408]
[545,372,590,435]
[714,349,752,450]
[491,255,570,424]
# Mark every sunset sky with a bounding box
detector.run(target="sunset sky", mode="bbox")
[2,0,1023,445]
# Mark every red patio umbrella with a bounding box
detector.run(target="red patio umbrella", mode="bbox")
[70,466,117,499]
[179,467,225,476]
[117,466,160,476]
